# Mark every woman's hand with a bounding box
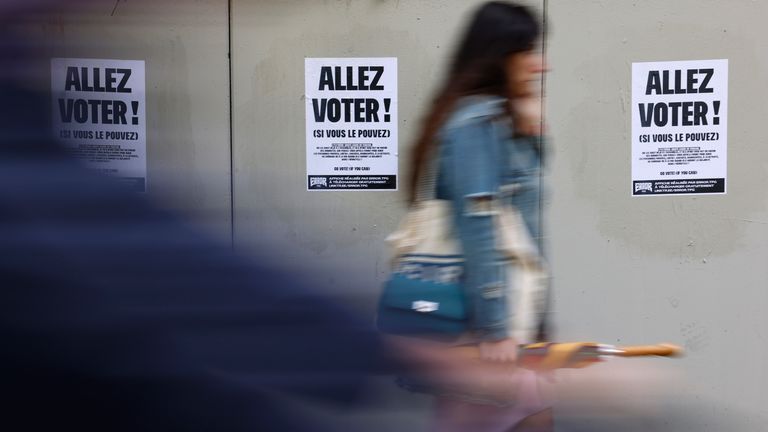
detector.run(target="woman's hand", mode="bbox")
[479,337,519,363]
[385,336,523,403]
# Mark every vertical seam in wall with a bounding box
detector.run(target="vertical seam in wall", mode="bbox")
[540,0,551,331]
[540,0,548,243]
[227,0,235,248]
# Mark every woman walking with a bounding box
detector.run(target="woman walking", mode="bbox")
[408,3,552,430]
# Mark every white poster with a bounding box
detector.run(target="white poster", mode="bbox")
[305,57,398,190]
[631,59,728,196]
[51,58,147,192]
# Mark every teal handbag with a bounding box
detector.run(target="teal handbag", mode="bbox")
[377,252,468,340]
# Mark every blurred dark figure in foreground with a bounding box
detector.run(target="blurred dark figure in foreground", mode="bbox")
[0,86,386,430]
[0,12,397,432]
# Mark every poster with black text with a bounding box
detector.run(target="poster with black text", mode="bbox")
[305,58,397,190]
[632,59,728,196]
[51,58,146,192]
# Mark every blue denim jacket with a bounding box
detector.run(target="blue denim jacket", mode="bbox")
[435,95,544,341]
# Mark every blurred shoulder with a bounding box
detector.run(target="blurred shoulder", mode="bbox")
[443,94,507,131]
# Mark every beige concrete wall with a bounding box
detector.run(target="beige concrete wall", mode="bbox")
[547,1,768,430]
[17,1,768,429]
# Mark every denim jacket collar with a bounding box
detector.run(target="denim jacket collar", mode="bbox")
[443,94,507,130]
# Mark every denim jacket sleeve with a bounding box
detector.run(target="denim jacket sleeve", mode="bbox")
[438,110,509,342]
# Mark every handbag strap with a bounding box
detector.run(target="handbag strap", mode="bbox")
[414,150,439,203]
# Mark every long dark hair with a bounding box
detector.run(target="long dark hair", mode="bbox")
[408,2,540,201]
